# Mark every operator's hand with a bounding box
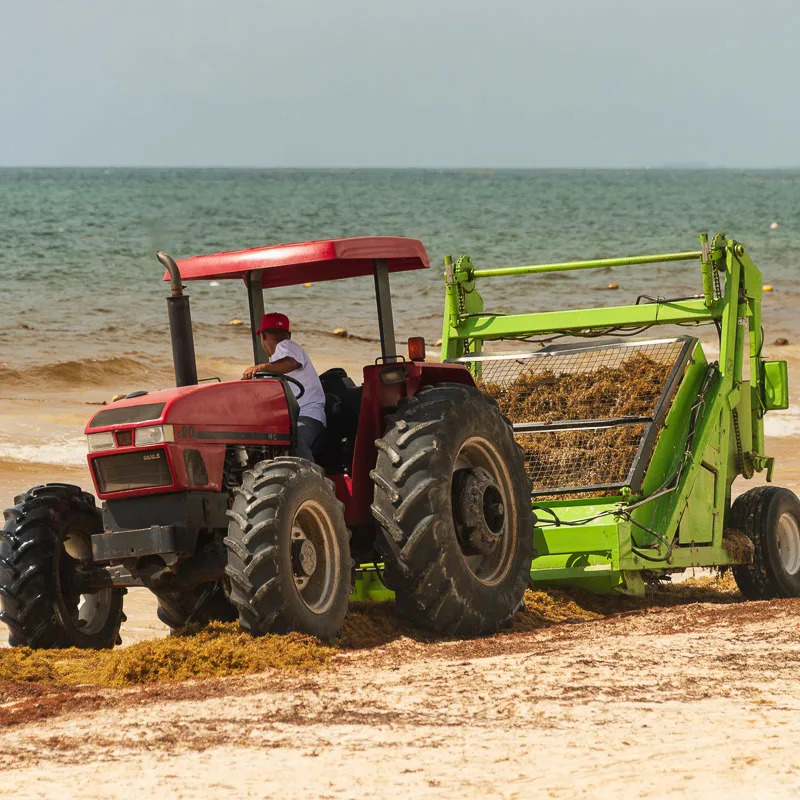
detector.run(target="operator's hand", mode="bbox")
[242,364,268,380]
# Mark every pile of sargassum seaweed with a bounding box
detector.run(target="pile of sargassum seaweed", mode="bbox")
[478,353,672,491]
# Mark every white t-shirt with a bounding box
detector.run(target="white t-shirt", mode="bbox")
[271,339,327,426]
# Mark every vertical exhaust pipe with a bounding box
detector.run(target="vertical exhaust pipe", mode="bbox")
[157,251,198,388]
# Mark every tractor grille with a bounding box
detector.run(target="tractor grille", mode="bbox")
[449,337,694,496]
[93,449,173,494]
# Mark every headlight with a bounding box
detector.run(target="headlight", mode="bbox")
[134,424,175,447]
[87,432,116,453]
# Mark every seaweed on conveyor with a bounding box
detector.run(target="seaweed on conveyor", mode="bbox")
[479,354,673,493]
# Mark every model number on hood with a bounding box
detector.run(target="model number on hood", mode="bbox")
[176,425,196,440]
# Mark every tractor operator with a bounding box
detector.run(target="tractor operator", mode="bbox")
[242,313,326,462]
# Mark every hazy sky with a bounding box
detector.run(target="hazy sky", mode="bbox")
[1,0,797,168]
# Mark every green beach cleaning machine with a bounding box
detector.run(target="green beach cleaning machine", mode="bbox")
[440,232,799,599]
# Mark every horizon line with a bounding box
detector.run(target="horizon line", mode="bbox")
[2,164,800,171]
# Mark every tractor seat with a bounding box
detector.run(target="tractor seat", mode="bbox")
[325,392,343,421]
[319,368,362,430]
[314,368,363,473]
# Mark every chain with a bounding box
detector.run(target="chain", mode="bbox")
[454,259,471,355]
[731,408,753,478]
[732,408,743,463]
[710,232,725,301]
[456,284,471,354]
[712,261,722,300]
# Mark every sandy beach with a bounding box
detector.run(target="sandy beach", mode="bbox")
[1,585,800,799]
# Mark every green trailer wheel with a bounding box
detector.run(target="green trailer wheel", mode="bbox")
[732,486,800,600]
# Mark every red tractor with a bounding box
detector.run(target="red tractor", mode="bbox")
[0,237,533,648]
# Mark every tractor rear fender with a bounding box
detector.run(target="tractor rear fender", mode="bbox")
[347,361,476,528]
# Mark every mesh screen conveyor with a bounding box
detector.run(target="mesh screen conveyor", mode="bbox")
[448,336,696,496]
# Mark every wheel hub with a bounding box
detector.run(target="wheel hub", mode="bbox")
[453,466,506,556]
[59,529,114,637]
[292,537,318,578]
[776,512,800,575]
[287,498,338,612]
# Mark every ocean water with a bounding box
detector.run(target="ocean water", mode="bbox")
[1,168,799,466]
[1,168,799,368]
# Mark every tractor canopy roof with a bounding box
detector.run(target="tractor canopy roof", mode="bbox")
[168,236,430,289]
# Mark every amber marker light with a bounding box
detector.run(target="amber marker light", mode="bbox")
[408,337,426,362]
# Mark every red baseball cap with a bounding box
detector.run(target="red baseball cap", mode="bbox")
[257,312,291,334]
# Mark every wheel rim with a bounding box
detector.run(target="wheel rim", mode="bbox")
[776,512,800,575]
[452,436,518,586]
[290,499,339,614]
[58,528,114,638]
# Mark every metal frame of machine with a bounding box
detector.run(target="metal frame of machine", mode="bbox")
[440,233,790,595]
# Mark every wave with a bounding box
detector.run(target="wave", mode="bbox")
[0,440,87,467]
[764,406,800,438]
[0,357,173,389]
[0,407,797,472]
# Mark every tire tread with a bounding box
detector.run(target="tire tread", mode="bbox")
[371,384,534,636]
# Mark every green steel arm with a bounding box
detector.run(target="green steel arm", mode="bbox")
[470,250,703,279]
[737,247,767,462]
[455,299,719,340]
[699,233,715,307]
[626,238,767,563]
[442,254,485,360]
[627,238,742,558]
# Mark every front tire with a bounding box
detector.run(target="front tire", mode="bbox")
[0,484,124,649]
[223,457,351,639]
[371,383,534,636]
[732,486,800,599]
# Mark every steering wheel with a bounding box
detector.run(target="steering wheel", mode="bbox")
[253,371,305,399]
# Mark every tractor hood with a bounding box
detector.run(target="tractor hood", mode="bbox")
[85,380,292,444]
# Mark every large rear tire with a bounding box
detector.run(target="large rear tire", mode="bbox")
[371,383,534,636]
[0,484,124,649]
[732,486,800,600]
[223,457,351,640]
